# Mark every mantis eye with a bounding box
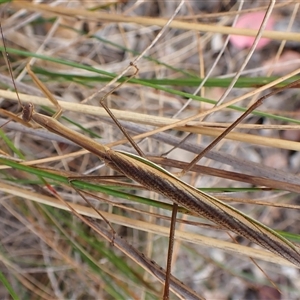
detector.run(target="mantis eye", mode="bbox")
[22,103,34,123]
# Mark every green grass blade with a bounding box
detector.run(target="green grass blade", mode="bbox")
[0,129,24,159]
[0,267,20,300]
[2,46,300,124]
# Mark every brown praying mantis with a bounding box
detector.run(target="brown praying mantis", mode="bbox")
[1,18,300,300]
[19,91,300,267]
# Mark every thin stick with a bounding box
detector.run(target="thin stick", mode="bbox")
[99,63,145,158]
[163,204,178,300]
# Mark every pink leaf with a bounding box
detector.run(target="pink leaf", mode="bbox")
[230,12,275,49]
